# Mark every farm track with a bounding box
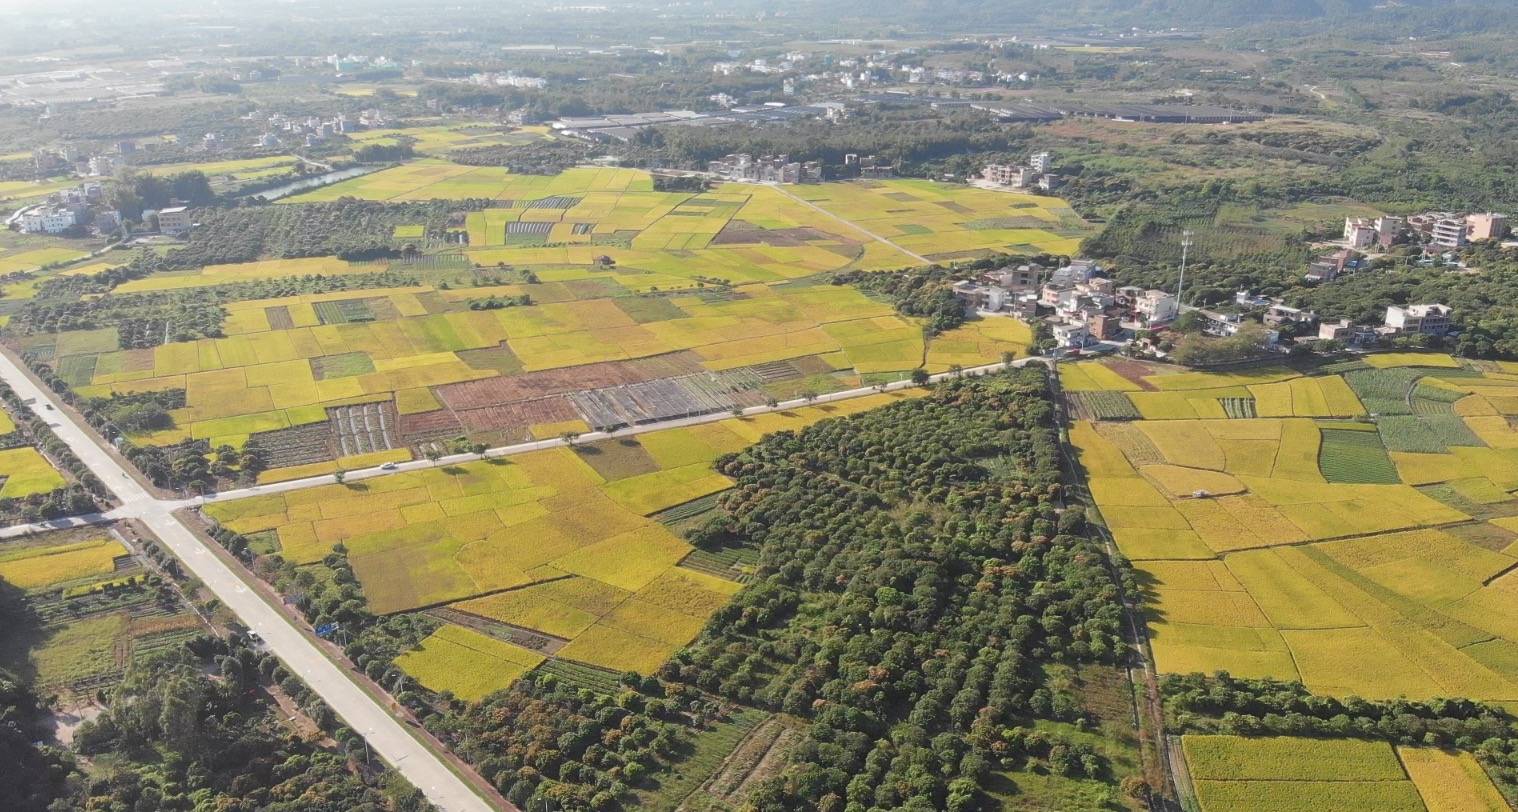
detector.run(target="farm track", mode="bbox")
[1049,362,1186,811]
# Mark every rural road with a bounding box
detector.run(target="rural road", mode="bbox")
[0,350,499,812]
[0,342,1046,809]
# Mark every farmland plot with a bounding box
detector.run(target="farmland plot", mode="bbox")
[206,391,920,675]
[1068,361,1518,702]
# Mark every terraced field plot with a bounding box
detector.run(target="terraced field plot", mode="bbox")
[206,391,920,675]
[1066,358,1518,702]
[1182,735,1504,812]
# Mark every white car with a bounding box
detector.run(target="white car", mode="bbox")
[380,462,398,471]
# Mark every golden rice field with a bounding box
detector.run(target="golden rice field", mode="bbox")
[1067,358,1518,703]
[394,623,545,701]
[0,536,127,590]
[206,391,920,675]
[1182,735,1506,812]
[0,446,69,498]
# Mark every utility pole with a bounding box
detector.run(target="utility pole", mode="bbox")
[1176,229,1193,305]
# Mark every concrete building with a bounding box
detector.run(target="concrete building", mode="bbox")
[985,263,1043,291]
[1318,319,1379,346]
[1468,212,1509,242]
[981,163,1029,187]
[1029,151,1052,173]
[951,281,1008,312]
[1344,217,1378,250]
[1133,289,1178,325]
[1431,218,1468,250]
[156,206,193,234]
[1051,320,1090,348]
[1264,304,1317,328]
[18,206,80,234]
[1375,215,1404,248]
[1384,303,1452,336]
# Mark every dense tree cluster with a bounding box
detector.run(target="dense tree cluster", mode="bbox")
[834,266,967,335]
[442,674,721,811]
[0,667,77,810]
[59,641,431,812]
[113,199,490,269]
[450,139,596,175]
[664,370,1131,810]
[110,170,215,221]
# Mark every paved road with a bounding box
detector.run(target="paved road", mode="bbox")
[0,350,496,812]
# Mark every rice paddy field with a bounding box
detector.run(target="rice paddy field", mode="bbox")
[1182,735,1507,812]
[30,164,1053,476]
[205,390,922,677]
[0,446,68,498]
[1066,357,1518,704]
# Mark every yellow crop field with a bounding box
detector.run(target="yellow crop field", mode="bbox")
[395,624,545,701]
[1071,363,1518,702]
[789,178,1091,259]
[0,537,126,590]
[1185,735,1429,812]
[1364,352,1461,369]
[0,447,69,498]
[209,394,910,675]
[1398,747,1509,812]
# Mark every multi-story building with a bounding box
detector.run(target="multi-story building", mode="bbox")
[1374,215,1404,247]
[156,206,193,234]
[951,281,1008,312]
[1133,289,1178,325]
[1318,319,1379,346]
[1264,304,1317,328]
[1468,212,1509,242]
[1344,217,1378,250]
[1029,151,1052,173]
[980,163,1028,187]
[984,263,1043,291]
[1430,218,1468,250]
[18,206,80,234]
[1384,303,1452,336]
